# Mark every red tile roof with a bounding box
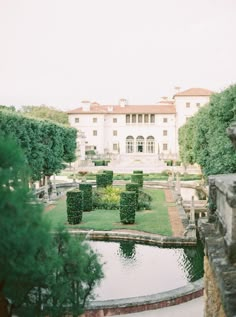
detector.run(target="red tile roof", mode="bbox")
[174,88,213,97]
[67,104,176,115]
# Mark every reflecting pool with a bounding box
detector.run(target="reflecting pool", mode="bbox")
[88,239,204,300]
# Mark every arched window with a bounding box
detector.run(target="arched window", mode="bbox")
[146,136,155,153]
[126,136,134,153]
[136,136,145,153]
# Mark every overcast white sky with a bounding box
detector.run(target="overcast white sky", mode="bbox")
[0,0,235,110]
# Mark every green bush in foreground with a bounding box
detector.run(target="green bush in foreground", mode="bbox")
[0,136,103,316]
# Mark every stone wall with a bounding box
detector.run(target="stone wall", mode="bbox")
[204,256,226,317]
[199,174,236,317]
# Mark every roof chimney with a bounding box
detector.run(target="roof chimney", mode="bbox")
[119,98,127,107]
[81,100,90,111]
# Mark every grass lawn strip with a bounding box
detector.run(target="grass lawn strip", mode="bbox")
[44,188,172,236]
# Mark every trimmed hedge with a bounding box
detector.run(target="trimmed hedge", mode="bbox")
[103,170,113,186]
[120,191,136,224]
[96,173,109,188]
[133,170,143,174]
[66,189,83,224]
[131,173,143,188]
[79,183,93,211]
[92,160,110,166]
[125,183,139,210]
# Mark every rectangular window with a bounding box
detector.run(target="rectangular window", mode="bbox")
[163,143,168,151]
[163,130,168,136]
[93,117,97,123]
[93,130,97,136]
[126,114,130,124]
[196,103,200,108]
[144,114,149,123]
[113,143,118,151]
[150,114,155,123]
[138,114,142,123]
[113,118,117,123]
[75,118,79,123]
[113,130,117,136]
[132,114,136,123]
[186,102,190,108]
[163,118,168,123]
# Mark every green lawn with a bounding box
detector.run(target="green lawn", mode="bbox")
[44,188,172,236]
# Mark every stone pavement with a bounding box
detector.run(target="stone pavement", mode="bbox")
[115,297,204,317]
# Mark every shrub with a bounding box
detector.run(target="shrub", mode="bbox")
[133,170,143,174]
[92,160,110,166]
[103,170,113,186]
[126,183,139,210]
[131,173,143,188]
[79,183,93,211]
[138,190,152,210]
[120,191,136,224]
[93,186,121,210]
[66,189,83,224]
[174,160,182,166]
[165,160,173,166]
[96,173,109,188]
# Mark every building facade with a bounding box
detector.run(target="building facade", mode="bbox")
[67,88,212,162]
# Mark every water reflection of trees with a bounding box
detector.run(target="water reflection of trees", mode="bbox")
[119,240,136,262]
[181,239,204,282]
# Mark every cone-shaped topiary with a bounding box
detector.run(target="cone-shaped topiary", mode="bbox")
[66,189,83,224]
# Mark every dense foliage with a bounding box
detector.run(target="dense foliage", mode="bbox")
[20,105,69,125]
[0,109,77,180]
[79,183,93,211]
[96,173,109,188]
[93,186,122,210]
[66,189,83,224]
[126,183,139,210]
[120,191,136,224]
[103,170,113,186]
[0,137,103,316]
[131,172,143,188]
[178,84,236,176]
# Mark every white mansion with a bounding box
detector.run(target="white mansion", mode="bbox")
[68,88,212,165]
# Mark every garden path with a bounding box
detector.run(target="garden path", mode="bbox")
[164,189,185,237]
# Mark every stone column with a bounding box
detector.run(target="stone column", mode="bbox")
[190,196,195,223]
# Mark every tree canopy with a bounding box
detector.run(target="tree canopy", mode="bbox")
[0,136,103,316]
[20,105,69,125]
[0,110,77,180]
[178,84,236,176]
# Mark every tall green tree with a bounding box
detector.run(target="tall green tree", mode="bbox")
[20,105,69,125]
[0,110,77,180]
[0,136,103,317]
[178,84,236,176]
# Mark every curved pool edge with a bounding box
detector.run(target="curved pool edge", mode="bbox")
[68,229,197,246]
[84,278,204,316]
[70,229,203,316]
